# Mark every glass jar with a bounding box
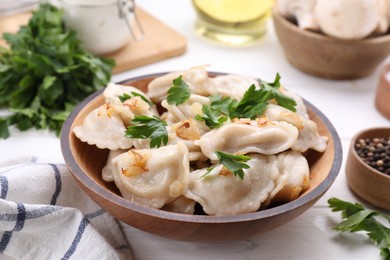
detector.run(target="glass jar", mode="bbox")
[61,0,143,55]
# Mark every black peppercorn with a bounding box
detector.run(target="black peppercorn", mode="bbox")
[354,137,390,176]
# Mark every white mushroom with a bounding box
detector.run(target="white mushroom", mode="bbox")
[373,0,389,34]
[315,0,379,39]
[277,0,320,31]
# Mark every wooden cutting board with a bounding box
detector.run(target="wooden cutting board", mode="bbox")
[0,8,187,74]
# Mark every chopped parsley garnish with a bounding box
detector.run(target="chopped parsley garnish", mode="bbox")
[118,92,153,105]
[328,197,390,259]
[229,84,269,119]
[195,73,297,128]
[166,75,191,105]
[258,73,297,112]
[195,95,232,129]
[125,116,168,148]
[203,151,251,180]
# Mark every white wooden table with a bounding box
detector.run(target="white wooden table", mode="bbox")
[1,1,389,259]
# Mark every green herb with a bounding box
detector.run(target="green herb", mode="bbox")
[118,92,153,105]
[0,3,114,138]
[195,95,232,129]
[258,73,297,112]
[125,116,168,148]
[166,75,191,105]
[328,197,390,259]
[229,84,269,119]
[195,73,297,129]
[203,151,251,180]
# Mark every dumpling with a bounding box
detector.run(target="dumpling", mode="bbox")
[185,154,279,215]
[102,149,127,182]
[280,87,309,118]
[103,82,152,104]
[147,65,210,103]
[161,196,196,214]
[104,142,190,209]
[270,150,310,204]
[264,104,328,152]
[124,119,206,159]
[206,74,259,100]
[167,120,207,162]
[73,104,134,150]
[103,83,156,125]
[161,94,210,129]
[195,121,299,160]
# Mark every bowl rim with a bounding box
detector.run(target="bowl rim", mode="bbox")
[272,8,390,44]
[61,71,343,223]
[349,127,390,180]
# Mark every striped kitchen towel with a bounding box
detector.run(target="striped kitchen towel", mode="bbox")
[0,158,133,260]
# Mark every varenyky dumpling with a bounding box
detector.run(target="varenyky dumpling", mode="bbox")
[264,104,328,152]
[73,104,134,150]
[167,120,207,162]
[103,83,156,125]
[185,154,279,215]
[161,196,196,214]
[161,94,210,129]
[102,142,190,209]
[206,74,260,100]
[102,149,127,182]
[280,87,309,118]
[270,150,310,204]
[147,65,210,103]
[195,120,299,161]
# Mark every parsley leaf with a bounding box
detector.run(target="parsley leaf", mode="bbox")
[258,73,297,112]
[203,151,251,180]
[118,92,153,105]
[195,95,232,129]
[125,116,168,148]
[229,84,269,119]
[167,75,191,105]
[0,118,10,139]
[0,3,114,138]
[328,197,390,259]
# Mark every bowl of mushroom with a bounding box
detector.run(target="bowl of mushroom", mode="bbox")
[61,66,342,241]
[273,0,390,79]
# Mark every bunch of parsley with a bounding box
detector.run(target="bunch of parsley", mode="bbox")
[0,3,114,138]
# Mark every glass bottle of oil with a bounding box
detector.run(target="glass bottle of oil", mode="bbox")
[192,0,274,46]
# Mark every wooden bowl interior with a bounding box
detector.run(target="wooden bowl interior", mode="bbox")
[62,73,342,241]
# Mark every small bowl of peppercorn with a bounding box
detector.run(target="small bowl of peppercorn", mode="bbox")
[346,127,390,210]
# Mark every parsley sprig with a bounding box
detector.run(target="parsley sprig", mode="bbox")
[118,92,153,105]
[204,151,251,180]
[0,3,114,138]
[258,73,297,112]
[125,116,168,148]
[195,95,232,128]
[196,73,297,129]
[328,197,390,259]
[166,75,191,105]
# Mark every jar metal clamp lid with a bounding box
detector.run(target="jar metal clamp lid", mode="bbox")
[117,0,144,41]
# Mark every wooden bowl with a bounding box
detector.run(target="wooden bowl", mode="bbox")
[345,127,390,210]
[272,8,390,80]
[375,64,390,120]
[61,72,342,241]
